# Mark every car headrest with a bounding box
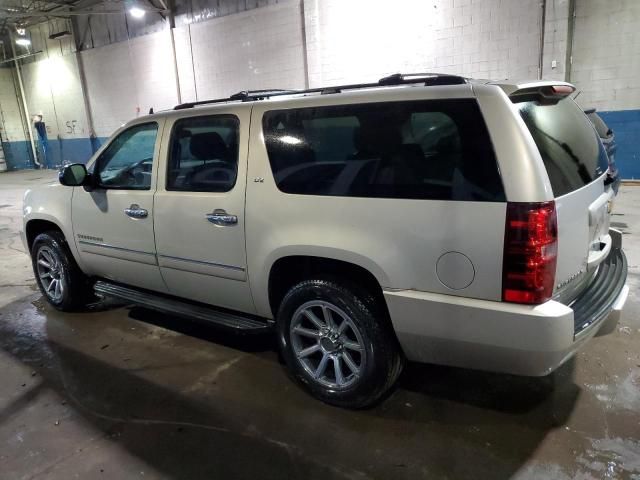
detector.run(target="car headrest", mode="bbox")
[190,132,228,161]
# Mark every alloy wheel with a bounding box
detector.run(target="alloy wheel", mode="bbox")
[36,246,65,302]
[290,300,366,389]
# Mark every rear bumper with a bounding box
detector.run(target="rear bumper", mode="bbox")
[572,246,627,338]
[384,246,628,376]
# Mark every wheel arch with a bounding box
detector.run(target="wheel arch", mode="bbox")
[267,254,390,320]
[25,218,65,252]
[24,217,87,273]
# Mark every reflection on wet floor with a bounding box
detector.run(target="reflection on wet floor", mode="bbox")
[0,171,638,479]
[0,293,638,479]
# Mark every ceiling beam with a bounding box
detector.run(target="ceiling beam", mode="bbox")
[0,6,167,17]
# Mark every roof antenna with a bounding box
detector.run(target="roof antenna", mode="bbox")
[149,107,154,114]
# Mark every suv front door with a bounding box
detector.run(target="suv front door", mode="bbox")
[153,106,255,314]
[72,120,167,293]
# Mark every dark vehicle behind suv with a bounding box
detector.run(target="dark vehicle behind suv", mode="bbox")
[585,108,620,193]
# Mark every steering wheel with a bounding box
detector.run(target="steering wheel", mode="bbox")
[116,158,153,186]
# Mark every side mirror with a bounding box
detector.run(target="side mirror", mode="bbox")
[59,163,88,187]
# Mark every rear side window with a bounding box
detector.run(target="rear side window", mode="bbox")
[167,115,239,192]
[262,99,505,201]
[517,98,609,197]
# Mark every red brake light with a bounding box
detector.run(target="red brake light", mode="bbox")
[502,202,558,304]
[550,85,575,95]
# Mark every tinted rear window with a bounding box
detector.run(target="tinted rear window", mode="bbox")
[262,99,505,201]
[517,98,608,197]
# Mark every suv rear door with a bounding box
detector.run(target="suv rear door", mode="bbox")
[153,105,255,314]
[513,94,612,302]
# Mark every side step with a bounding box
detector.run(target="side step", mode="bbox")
[94,281,272,334]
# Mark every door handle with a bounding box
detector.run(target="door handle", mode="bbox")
[206,209,237,226]
[124,204,148,219]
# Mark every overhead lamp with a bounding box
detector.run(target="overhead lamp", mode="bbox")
[16,27,25,35]
[129,7,145,18]
[16,38,31,47]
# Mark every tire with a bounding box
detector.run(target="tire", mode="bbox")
[31,231,94,311]
[277,278,403,408]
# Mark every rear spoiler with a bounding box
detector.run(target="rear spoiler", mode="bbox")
[509,84,576,105]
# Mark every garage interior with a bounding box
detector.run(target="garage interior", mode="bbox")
[0,0,639,478]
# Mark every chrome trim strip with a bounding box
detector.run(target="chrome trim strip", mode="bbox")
[158,254,245,272]
[78,240,156,257]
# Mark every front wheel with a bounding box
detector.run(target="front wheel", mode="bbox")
[277,279,403,408]
[31,231,93,311]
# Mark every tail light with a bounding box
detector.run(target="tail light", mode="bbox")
[502,202,558,304]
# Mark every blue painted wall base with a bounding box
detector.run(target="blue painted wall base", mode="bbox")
[2,137,108,170]
[1,141,34,170]
[1,113,638,178]
[599,109,640,180]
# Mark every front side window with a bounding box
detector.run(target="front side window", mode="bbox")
[96,123,158,189]
[262,99,504,201]
[167,115,239,192]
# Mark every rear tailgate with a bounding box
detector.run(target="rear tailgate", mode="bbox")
[514,93,612,303]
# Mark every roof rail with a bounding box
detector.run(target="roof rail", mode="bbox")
[173,73,467,110]
[174,89,297,110]
[229,89,299,100]
[378,72,467,86]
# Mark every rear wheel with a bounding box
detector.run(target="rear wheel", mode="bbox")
[31,231,94,311]
[277,278,403,408]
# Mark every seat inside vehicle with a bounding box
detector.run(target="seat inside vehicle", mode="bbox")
[168,122,239,192]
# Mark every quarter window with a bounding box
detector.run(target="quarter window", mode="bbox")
[262,99,504,201]
[167,115,240,192]
[96,122,158,190]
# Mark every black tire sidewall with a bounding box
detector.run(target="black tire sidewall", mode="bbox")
[277,279,400,408]
[31,232,83,311]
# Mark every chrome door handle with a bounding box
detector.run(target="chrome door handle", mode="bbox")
[206,209,237,226]
[124,204,148,219]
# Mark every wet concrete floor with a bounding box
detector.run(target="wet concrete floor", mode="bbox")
[0,169,638,479]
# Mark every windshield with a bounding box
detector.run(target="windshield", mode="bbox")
[517,97,608,197]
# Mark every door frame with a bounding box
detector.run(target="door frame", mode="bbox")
[70,117,167,277]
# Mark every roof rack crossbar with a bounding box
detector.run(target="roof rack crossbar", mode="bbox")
[172,73,467,109]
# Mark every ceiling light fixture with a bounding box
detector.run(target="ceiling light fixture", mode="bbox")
[15,38,31,46]
[129,7,145,18]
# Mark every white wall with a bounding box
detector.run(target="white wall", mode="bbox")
[21,53,90,140]
[571,0,640,111]
[0,68,26,143]
[5,0,640,148]
[72,0,306,139]
[81,30,179,137]
[303,0,543,87]
[172,27,197,103]
[541,0,571,82]
[178,0,307,100]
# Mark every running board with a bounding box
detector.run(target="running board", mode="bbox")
[94,281,272,334]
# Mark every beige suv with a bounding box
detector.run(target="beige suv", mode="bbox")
[22,74,628,408]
